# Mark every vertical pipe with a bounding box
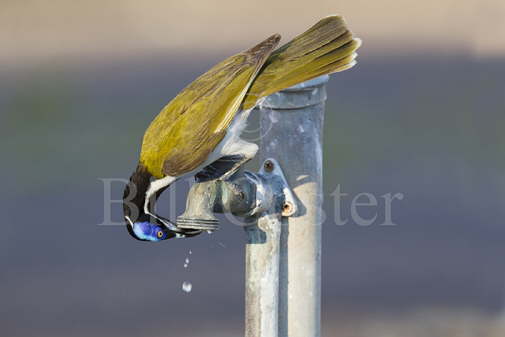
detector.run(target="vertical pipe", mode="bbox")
[259,75,329,337]
[244,213,281,337]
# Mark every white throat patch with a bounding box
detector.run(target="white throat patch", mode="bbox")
[144,175,177,216]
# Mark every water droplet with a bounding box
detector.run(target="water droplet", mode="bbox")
[206,230,213,235]
[182,281,192,293]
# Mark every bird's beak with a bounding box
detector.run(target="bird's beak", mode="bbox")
[157,217,202,238]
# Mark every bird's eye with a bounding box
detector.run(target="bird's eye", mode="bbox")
[156,230,164,239]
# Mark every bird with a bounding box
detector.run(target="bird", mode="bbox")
[122,15,361,242]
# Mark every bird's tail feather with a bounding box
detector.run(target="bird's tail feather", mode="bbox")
[242,15,361,109]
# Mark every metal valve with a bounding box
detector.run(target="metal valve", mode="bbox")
[176,158,297,231]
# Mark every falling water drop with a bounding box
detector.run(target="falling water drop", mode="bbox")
[182,281,192,293]
[182,249,193,291]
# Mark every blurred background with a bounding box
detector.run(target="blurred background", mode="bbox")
[1,0,505,336]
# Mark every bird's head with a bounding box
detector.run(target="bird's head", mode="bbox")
[125,218,175,242]
[122,165,200,242]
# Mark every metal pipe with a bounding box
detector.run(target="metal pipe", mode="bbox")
[244,211,281,337]
[258,75,329,337]
[244,158,295,337]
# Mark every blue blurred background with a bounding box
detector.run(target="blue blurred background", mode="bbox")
[1,1,505,336]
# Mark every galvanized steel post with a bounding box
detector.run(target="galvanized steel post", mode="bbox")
[257,75,329,337]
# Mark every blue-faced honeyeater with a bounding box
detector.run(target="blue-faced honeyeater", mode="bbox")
[122,15,361,242]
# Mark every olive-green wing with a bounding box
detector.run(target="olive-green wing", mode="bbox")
[140,34,281,178]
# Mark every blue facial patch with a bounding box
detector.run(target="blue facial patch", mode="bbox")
[132,222,169,241]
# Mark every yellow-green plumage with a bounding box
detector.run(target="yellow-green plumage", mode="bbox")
[243,16,360,108]
[139,15,360,178]
[140,34,280,178]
